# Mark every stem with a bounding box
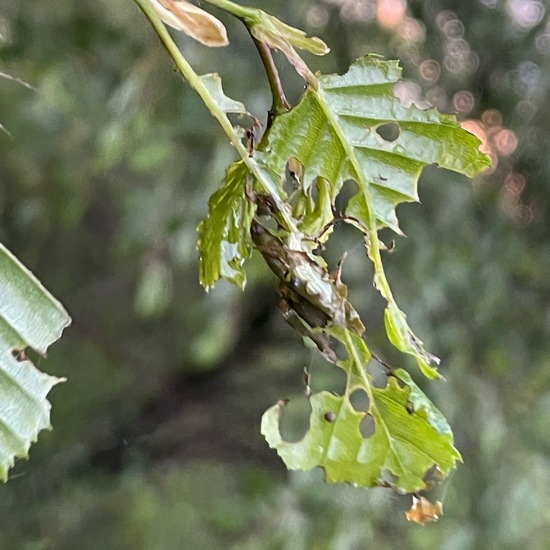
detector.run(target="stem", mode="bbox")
[201,0,255,19]
[204,0,291,129]
[249,33,290,128]
[134,0,297,231]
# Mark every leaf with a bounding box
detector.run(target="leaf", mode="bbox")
[261,386,460,492]
[199,73,249,115]
[248,11,329,88]
[198,160,255,289]
[150,0,229,47]
[0,243,71,480]
[264,55,490,232]
[260,55,491,377]
[406,496,443,524]
[261,328,461,493]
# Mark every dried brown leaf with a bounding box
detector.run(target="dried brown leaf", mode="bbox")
[151,0,228,47]
[405,496,443,524]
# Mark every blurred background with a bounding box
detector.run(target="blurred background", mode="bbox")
[1,0,550,548]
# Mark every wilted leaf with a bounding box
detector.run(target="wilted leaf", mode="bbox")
[0,243,71,480]
[150,0,229,47]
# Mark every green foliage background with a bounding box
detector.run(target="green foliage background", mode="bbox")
[1,0,550,547]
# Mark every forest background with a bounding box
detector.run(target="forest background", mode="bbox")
[1,0,550,548]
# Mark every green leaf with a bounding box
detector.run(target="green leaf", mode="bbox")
[0,243,71,481]
[261,55,491,377]
[264,55,490,232]
[261,328,461,492]
[202,0,329,87]
[198,160,255,289]
[198,74,249,115]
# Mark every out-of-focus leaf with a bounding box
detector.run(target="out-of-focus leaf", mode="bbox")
[134,257,173,317]
[0,243,71,481]
[198,160,254,289]
[150,0,228,47]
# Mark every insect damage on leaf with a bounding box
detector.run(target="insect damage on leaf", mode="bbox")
[140,0,492,510]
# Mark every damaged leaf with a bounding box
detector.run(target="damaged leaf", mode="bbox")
[406,496,444,524]
[198,160,254,289]
[150,0,229,47]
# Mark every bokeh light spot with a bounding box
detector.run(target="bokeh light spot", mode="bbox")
[482,109,503,127]
[377,0,406,28]
[419,60,441,83]
[425,86,447,110]
[306,6,330,28]
[506,0,545,29]
[453,90,475,114]
[494,128,518,156]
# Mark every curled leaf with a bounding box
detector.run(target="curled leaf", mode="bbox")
[245,10,328,89]
[150,0,229,47]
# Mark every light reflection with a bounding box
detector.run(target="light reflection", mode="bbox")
[377,0,406,28]
[535,30,550,53]
[506,0,545,29]
[453,90,475,114]
[516,100,536,119]
[425,87,447,110]
[419,59,441,82]
[399,17,426,42]
[393,80,431,108]
[493,128,518,156]
[482,109,503,127]
[500,172,534,226]
[442,18,465,39]
[306,6,330,28]
[341,0,377,23]
[436,10,458,31]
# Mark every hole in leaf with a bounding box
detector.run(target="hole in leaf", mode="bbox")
[380,469,399,487]
[285,158,303,194]
[11,349,28,362]
[376,122,400,142]
[278,396,311,443]
[349,389,370,412]
[359,414,375,437]
[371,369,389,389]
[422,465,444,489]
[334,179,358,213]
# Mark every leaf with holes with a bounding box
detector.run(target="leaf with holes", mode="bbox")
[260,55,491,377]
[264,55,489,232]
[0,243,71,480]
[261,327,461,492]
